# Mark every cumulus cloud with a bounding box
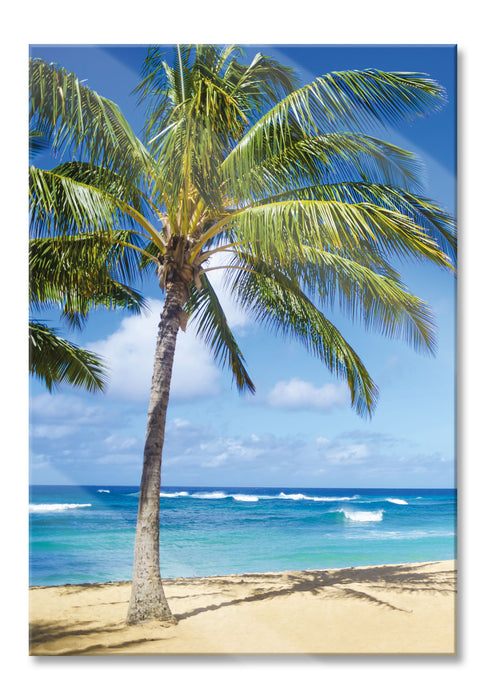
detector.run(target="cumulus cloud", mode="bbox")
[266,378,348,411]
[87,298,222,402]
[85,253,252,404]
[30,424,76,439]
[160,420,447,486]
[199,436,266,468]
[29,394,109,438]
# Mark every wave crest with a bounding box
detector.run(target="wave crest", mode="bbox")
[337,508,384,522]
[191,491,227,499]
[277,492,357,502]
[160,491,189,498]
[29,503,92,513]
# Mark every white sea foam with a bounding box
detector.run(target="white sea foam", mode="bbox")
[338,508,384,522]
[386,498,408,505]
[277,492,357,502]
[232,494,259,502]
[313,495,358,502]
[160,491,189,498]
[97,489,110,494]
[29,503,92,513]
[191,491,227,499]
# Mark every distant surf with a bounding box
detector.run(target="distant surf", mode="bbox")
[29,485,456,586]
[154,489,359,503]
[29,503,92,513]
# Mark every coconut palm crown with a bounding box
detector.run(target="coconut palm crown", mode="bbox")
[29,45,456,624]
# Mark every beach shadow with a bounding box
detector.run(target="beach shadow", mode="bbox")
[29,563,456,655]
[29,620,123,646]
[176,563,456,621]
[29,618,179,656]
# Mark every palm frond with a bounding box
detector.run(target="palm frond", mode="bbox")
[224,69,446,183]
[256,182,456,263]
[227,263,378,416]
[30,166,128,238]
[29,321,106,392]
[29,126,51,158]
[223,132,426,203]
[185,275,255,393]
[30,233,147,329]
[286,248,437,353]
[222,199,452,271]
[29,166,162,247]
[29,58,150,178]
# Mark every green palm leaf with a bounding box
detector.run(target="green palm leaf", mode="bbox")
[185,275,255,393]
[224,132,426,204]
[223,69,446,184]
[227,262,378,416]
[222,199,451,271]
[30,235,147,328]
[258,182,456,263]
[29,48,456,414]
[29,321,106,392]
[29,58,150,177]
[287,247,437,353]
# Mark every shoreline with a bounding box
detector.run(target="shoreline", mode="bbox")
[28,557,454,590]
[29,559,456,655]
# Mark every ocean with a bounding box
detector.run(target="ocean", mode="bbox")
[29,485,456,587]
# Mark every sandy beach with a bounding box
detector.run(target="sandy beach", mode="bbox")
[28,560,456,655]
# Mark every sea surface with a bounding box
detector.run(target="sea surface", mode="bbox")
[29,485,456,587]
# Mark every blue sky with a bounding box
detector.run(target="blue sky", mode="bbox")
[29,44,456,488]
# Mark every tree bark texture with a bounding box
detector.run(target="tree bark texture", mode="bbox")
[126,277,187,625]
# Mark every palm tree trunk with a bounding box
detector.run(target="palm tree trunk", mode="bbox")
[126,277,187,625]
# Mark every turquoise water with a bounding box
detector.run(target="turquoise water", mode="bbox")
[29,485,456,586]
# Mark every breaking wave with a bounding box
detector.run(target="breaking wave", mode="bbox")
[134,490,362,503]
[191,491,227,499]
[277,492,358,502]
[337,508,384,522]
[29,503,92,513]
[160,491,189,498]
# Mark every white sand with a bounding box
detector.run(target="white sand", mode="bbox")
[29,560,456,655]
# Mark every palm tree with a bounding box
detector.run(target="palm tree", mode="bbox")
[29,46,455,626]
[29,60,149,392]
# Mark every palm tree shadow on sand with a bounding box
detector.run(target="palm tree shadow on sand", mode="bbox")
[29,562,456,655]
[175,562,456,619]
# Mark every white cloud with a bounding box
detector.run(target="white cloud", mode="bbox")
[267,378,348,411]
[85,254,252,404]
[199,436,265,468]
[326,442,370,463]
[31,425,76,439]
[103,434,137,450]
[88,298,221,402]
[171,418,191,429]
[30,394,100,422]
